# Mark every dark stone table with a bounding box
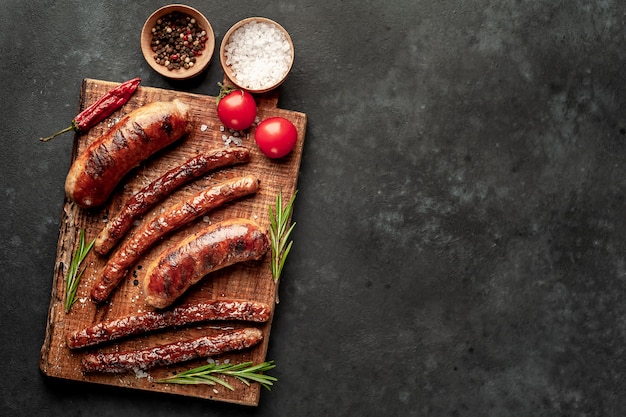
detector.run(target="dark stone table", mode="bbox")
[1,1,625,415]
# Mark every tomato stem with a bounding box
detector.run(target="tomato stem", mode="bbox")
[216,82,239,106]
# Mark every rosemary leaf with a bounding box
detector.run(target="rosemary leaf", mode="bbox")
[156,361,277,391]
[63,229,95,313]
[269,189,297,283]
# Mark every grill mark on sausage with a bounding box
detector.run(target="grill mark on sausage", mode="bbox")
[67,299,271,349]
[90,175,261,303]
[160,114,174,136]
[112,125,132,150]
[85,142,115,179]
[81,327,263,373]
[94,148,250,255]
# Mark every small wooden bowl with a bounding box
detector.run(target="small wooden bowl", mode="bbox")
[220,17,294,93]
[141,4,215,80]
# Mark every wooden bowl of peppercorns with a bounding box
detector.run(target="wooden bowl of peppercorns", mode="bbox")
[141,4,215,80]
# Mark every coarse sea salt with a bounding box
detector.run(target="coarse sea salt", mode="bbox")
[224,21,292,90]
[133,368,150,379]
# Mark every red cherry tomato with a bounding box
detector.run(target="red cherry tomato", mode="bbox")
[217,90,257,130]
[254,117,298,158]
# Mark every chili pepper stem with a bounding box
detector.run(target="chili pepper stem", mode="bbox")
[40,124,77,142]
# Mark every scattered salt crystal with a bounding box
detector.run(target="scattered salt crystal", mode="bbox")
[220,125,225,132]
[230,135,243,146]
[133,368,149,379]
[200,124,208,132]
[213,388,219,394]
[202,215,211,223]
[221,132,244,147]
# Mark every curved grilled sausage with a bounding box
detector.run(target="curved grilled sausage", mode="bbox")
[81,327,263,373]
[65,100,192,208]
[94,148,251,255]
[90,175,261,303]
[144,218,269,309]
[67,299,271,349]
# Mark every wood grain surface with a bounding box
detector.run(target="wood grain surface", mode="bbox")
[39,78,306,406]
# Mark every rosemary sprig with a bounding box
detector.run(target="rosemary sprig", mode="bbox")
[155,361,277,391]
[269,189,297,283]
[63,229,95,313]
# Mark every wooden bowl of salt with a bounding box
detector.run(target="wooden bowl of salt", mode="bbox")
[219,17,294,93]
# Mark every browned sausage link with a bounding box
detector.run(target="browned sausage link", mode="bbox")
[90,175,261,303]
[81,327,263,373]
[65,100,192,208]
[144,218,270,309]
[67,299,271,349]
[94,148,251,255]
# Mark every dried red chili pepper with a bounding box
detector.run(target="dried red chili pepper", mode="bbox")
[40,77,141,142]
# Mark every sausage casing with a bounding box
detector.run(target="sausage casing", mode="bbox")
[144,218,270,309]
[90,176,261,303]
[65,100,192,208]
[67,299,271,349]
[94,147,251,255]
[81,327,263,373]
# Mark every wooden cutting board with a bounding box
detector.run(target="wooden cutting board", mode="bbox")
[39,78,306,406]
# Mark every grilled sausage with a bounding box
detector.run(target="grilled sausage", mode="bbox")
[65,100,192,208]
[67,299,271,349]
[81,327,263,373]
[94,148,251,255]
[144,218,270,309]
[91,175,261,303]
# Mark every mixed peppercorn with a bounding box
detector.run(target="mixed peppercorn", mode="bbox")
[150,12,208,71]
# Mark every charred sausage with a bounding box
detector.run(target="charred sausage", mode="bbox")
[81,327,263,373]
[65,100,192,208]
[144,218,269,309]
[94,148,251,255]
[91,175,261,303]
[67,299,271,349]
